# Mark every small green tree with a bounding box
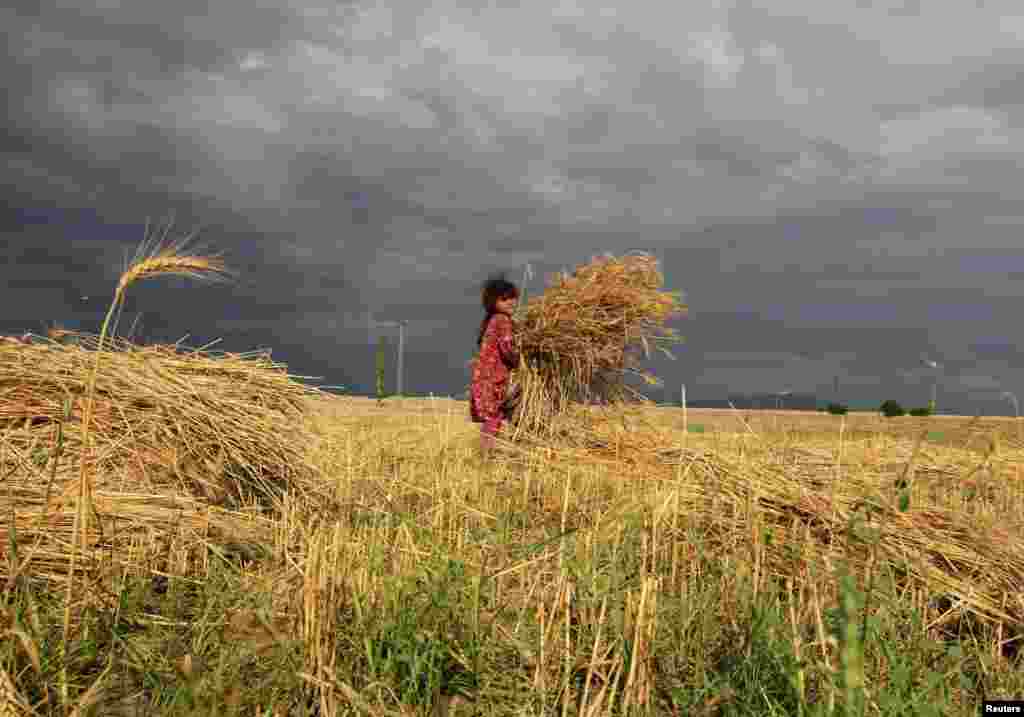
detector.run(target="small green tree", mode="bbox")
[376,336,387,405]
[908,406,932,417]
[879,399,905,417]
[827,403,849,415]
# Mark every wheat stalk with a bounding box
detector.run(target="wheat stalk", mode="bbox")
[60,217,232,700]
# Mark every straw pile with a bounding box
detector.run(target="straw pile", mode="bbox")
[0,331,327,584]
[508,253,685,438]
[505,402,1024,632]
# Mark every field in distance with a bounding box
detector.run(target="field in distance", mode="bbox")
[310,395,1023,446]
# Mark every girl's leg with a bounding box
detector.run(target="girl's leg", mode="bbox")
[480,417,501,461]
[480,431,493,461]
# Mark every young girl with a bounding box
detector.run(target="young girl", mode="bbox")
[470,274,521,461]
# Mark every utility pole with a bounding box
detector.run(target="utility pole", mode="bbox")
[777,389,792,411]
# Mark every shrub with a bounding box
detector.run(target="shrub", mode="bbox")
[879,400,905,417]
[826,403,849,416]
[908,406,932,417]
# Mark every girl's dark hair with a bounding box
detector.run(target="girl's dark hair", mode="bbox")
[477,273,520,348]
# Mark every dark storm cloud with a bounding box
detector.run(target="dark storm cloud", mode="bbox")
[969,339,1024,363]
[564,107,614,146]
[3,0,1024,413]
[956,252,1024,274]
[5,1,303,78]
[489,238,550,255]
[930,49,1024,119]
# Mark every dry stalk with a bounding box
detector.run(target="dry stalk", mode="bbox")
[60,220,232,670]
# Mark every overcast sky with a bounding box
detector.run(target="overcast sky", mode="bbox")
[4,0,1024,415]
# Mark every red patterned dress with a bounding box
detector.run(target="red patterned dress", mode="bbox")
[470,313,520,437]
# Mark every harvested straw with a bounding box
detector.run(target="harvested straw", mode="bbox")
[508,253,685,437]
[0,331,327,584]
[506,403,1024,633]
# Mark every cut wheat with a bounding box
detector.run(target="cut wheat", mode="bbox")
[507,252,686,439]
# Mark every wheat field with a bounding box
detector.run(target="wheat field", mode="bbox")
[6,389,1024,716]
[4,235,1024,715]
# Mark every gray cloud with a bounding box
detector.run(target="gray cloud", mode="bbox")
[3,0,1024,413]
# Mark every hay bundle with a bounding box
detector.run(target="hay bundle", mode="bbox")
[0,331,327,583]
[508,253,685,437]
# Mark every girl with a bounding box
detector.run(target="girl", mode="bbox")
[470,274,521,461]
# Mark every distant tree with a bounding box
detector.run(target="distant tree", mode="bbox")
[827,403,849,415]
[376,336,387,405]
[908,406,932,417]
[879,399,905,417]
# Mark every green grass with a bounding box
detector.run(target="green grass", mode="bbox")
[7,508,1023,716]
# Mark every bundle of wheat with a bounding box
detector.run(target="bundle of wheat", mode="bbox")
[0,219,333,587]
[0,332,327,584]
[508,253,685,438]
